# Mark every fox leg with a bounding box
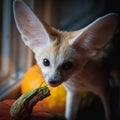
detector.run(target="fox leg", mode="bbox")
[65,90,81,120]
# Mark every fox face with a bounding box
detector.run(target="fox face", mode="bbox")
[34,30,86,87]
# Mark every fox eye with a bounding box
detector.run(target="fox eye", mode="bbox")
[62,61,73,71]
[43,58,50,66]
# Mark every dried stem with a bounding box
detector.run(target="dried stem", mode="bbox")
[10,86,50,120]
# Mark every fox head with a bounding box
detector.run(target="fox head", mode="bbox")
[13,0,119,87]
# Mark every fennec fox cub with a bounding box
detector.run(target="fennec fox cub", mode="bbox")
[13,0,120,120]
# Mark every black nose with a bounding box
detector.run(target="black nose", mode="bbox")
[49,80,57,84]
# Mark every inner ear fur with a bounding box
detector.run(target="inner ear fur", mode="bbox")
[70,13,120,57]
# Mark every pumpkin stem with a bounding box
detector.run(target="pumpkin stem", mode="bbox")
[10,86,50,120]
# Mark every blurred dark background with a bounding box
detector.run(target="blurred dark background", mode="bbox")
[34,0,120,31]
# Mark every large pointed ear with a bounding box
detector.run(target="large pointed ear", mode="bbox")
[69,13,119,57]
[13,0,50,52]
